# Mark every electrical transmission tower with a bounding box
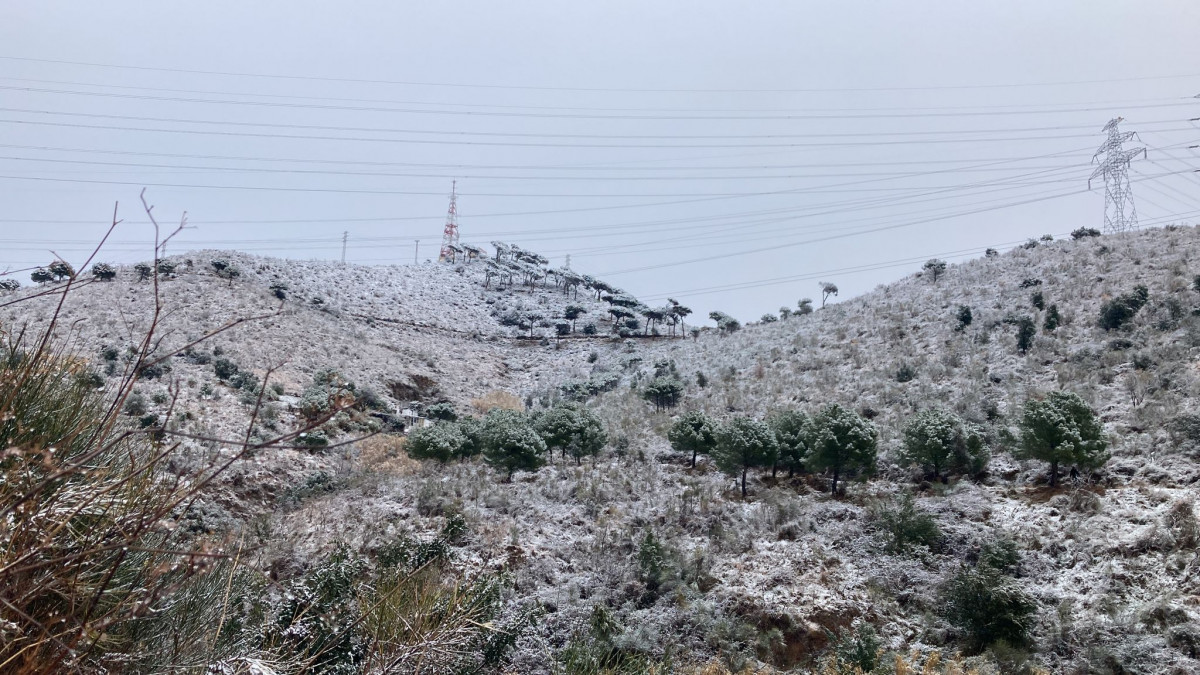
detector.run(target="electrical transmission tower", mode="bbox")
[1089,117,1145,234]
[438,180,460,262]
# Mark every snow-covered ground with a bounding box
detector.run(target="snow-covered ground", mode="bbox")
[4,228,1199,672]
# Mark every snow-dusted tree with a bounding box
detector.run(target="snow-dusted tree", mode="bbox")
[156,260,177,275]
[133,263,153,282]
[564,305,587,332]
[30,268,53,285]
[666,299,692,337]
[642,377,683,412]
[588,277,614,300]
[211,259,240,286]
[0,278,19,292]
[808,404,877,495]
[481,409,547,479]
[424,402,458,421]
[901,408,986,480]
[708,311,741,335]
[535,404,606,464]
[1043,304,1061,332]
[713,417,779,497]
[768,410,812,477]
[955,305,973,332]
[923,258,947,282]
[90,263,117,281]
[797,298,814,315]
[778,307,792,321]
[521,311,545,338]
[760,313,778,324]
[1016,391,1107,487]
[48,260,75,281]
[1015,317,1036,354]
[667,410,717,468]
[641,306,667,335]
[819,282,839,307]
[561,272,583,299]
[405,423,467,463]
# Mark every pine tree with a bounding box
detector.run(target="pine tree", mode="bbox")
[902,409,987,480]
[808,404,877,495]
[90,263,117,281]
[768,410,812,477]
[535,404,606,464]
[713,417,778,497]
[481,410,547,479]
[923,258,947,282]
[405,423,467,463]
[667,410,717,468]
[1015,391,1107,487]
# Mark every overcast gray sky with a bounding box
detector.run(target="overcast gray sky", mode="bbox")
[2,1,1199,321]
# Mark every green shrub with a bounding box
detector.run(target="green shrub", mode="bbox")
[955,305,973,331]
[1043,304,1061,332]
[1099,284,1149,331]
[123,390,149,416]
[977,536,1021,575]
[212,357,239,380]
[876,494,943,554]
[941,565,1036,652]
[824,622,882,673]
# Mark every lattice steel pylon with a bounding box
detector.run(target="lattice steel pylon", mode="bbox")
[438,180,460,262]
[1089,117,1146,234]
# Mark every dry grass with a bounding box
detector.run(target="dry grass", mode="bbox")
[357,434,421,475]
[470,390,524,415]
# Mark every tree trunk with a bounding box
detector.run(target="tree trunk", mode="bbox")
[771,462,778,479]
[1050,460,1059,487]
[691,449,697,468]
[741,466,748,497]
[831,468,840,496]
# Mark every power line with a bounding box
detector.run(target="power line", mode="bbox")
[9,106,1183,141]
[0,141,1105,173]
[4,54,1199,93]
[596,170,1194,276]
[2,74,1191,115]
[11,117,1193,150]
[3,84,1198,120]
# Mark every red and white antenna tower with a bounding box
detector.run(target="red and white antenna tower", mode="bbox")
[438,180,460,262]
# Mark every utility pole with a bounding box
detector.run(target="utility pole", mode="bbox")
[564,254,571,270]
[1089,117,1145,234]
[341,230,348,264]
[414,239,419,265]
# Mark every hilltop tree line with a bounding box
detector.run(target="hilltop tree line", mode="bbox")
[472,241,698,338]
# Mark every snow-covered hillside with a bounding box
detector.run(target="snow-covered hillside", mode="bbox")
[4,228,1200,673]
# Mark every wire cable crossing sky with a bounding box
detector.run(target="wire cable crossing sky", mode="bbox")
[1,1,1198,319]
